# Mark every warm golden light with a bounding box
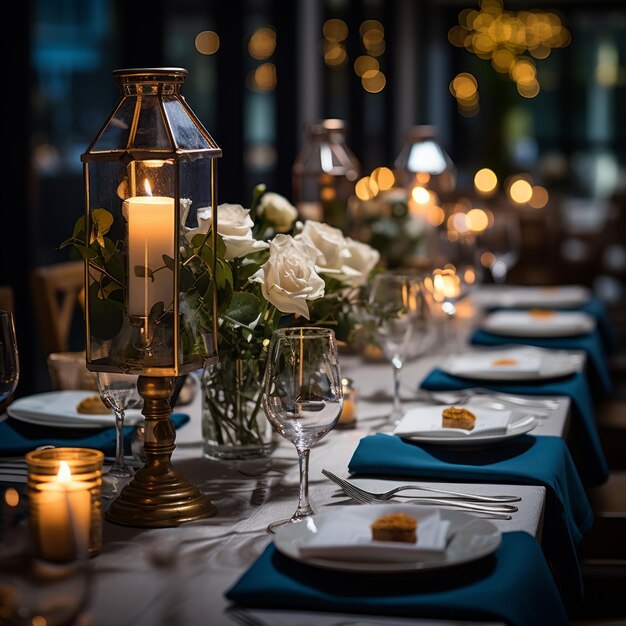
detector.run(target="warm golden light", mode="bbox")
[354,55,379,77]
[249,27,276,60]
[251,63,277,91]
[416,172,431,185]
[481,251,496,268]
[324,44,347,67]
[362,71,386,93]
[320,186,336,202]
[509,179,533,204]
[529,185,549,209]
[474,168,498,194]
[411,186,431,205]
[323,19,348,42]
[57,461,72,483]
[450,212,471,235]
[4,487,19,507]
[426,205,446,227]
[144,179,153,196]
[371,166,395,191]
[355,177,376,201]
[195,30,220,55]
[467,208,490,232]
[450,73,478,99]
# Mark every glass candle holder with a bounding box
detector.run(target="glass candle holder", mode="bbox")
[337,377,358,429]
[26,448,104,561]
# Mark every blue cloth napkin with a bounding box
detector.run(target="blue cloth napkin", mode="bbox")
[420,367,608,484]
[226,531,568,626]
[580,297,620,353]
[348,433,593,605]
[471,327,613,396]
[0,413,190,457]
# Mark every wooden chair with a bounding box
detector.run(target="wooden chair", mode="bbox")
[30,260,84,355]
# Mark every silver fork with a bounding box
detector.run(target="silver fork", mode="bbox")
[417,389,559,410]
[328,477,514,520]
[322,469,521,503]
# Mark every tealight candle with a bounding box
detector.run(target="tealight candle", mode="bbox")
[337,377,358,429]
[32,462,91,562]
[26,448,104,559]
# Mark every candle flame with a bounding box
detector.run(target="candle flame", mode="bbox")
[57,461,72,483]
[144,179,153,196]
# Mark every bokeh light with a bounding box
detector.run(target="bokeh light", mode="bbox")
[248,27,276,60]
[529,185,549,209]
[195,30,220,55]
[467,208,490,232]
[371,167,395,191]
[323,19,348,42]
[474,168,498,194]
[411,186,431,205]
[509,179,533,204]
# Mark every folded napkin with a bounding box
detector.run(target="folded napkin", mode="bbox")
[0,413,190,457]
[421,367,608,484]
[299,506,449,562]
[226,531,568,626]
[471,327,613,397]
[394,406,512,438]
[348,433,592,606]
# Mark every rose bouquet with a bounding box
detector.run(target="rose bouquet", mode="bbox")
[196,185,380,459]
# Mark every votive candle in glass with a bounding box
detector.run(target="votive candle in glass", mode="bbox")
[26,448,104,560]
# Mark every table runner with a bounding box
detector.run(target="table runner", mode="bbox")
[348,433,592,605]
[0,413,190,456]
[420,368,608,484]
[226,531,568,626]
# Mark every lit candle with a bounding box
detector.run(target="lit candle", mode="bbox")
[337,378,357,428]
[124,180,175,317]
[33,461,91,562]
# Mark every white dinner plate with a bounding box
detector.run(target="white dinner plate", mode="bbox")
[393,405,537,446]
[7,391,143,429]
[273,504,501,573]
[482,310,595,338]
[439,347,585,381]
[473,285,591,309]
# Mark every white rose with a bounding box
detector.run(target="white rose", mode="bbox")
[249,234,325,318]
[258,192,298,233]
[341,238,380,287]
[187,203,268,260]
[295,220,350,268]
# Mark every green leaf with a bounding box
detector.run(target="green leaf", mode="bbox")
[92,208,113,236]
[73,216,86,240]
[180,265,194,291]
[87,282,123,341]
[77,246,99,259]
[224,291,262,326]
[134,265,154,281]
[162,254,175,271]
[149,301,165,323]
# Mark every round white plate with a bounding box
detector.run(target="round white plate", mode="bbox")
[440,348,585,381]
[273,504,501,573]
[7,391,143,429]
[482,310,595,338]
[400,415,538,446]
[474,285,591,309]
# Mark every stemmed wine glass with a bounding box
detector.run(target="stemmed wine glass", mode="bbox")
[97,372,141,496]
[262,327,343,532]
[367,273,429,424]
[477,212,521,283]
[0,310,19,405]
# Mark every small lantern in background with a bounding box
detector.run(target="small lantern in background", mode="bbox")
[81,68,220,527]
[292,119,360,232]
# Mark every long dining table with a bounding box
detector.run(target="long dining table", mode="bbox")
[83,300,581,626]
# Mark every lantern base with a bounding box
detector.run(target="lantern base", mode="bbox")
[105,375,216,527]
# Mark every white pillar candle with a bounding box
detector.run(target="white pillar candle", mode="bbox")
[34,461,91,562]
[124,194,175,317]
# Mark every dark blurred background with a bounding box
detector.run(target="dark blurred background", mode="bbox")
[3,0,626,392]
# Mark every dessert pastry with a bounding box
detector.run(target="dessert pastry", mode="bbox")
[442,406,476,430]
[491,358,518,367]
[371,512,417,543]
[76,395,110,415]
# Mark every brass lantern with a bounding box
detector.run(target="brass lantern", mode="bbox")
[81,68,220,526]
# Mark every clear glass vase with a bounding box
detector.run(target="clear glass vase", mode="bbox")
[201,358,275,460]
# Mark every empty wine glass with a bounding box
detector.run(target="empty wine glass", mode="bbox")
[96,372,141,496]
[0,310,19,404]
[368,273,429,424]
[477,212,521,283]
[262,328,342,532]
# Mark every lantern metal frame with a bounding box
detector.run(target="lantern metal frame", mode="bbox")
[81,68,221,527]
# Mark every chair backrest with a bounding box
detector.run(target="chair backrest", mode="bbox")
[30,260,84,355]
